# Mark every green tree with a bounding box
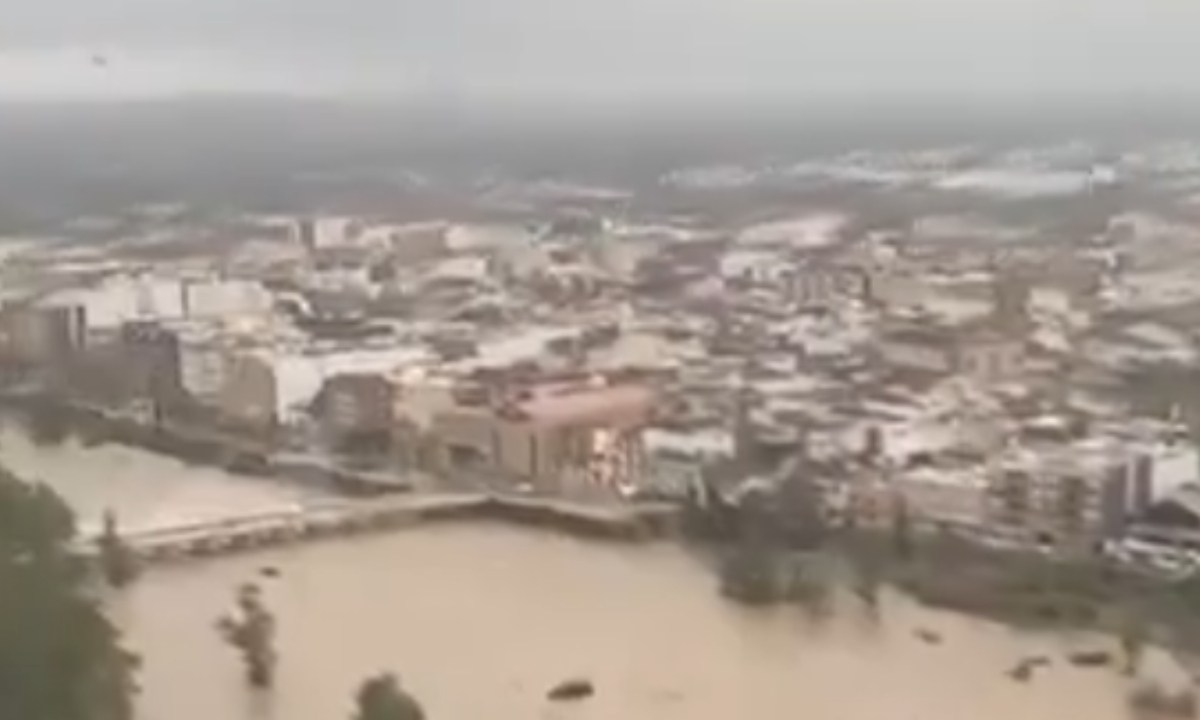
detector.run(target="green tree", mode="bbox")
[775,473,826,550]
[719,486,785,605]
[97,510,139,588]
[1119,609,1149,677]
[217,583,277,688]
[892,497,914,560]
[0,467,139,720]
[848,541,883,614]
[352,673,425,720]
[719,540,781,605]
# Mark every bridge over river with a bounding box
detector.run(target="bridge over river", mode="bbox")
[78,493,679,565]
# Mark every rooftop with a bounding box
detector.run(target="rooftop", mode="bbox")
[515,383,655,428]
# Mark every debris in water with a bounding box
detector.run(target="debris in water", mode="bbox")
[1068,650,1112,668]
[1008,657,1049,683]
[1130,682,1198,718]
[547,678,594,702]
[1009,663,1032,682]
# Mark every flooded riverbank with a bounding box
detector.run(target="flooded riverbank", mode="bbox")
[0,420,1191,720]
[110,524,1189,720]
[0,420,323,536]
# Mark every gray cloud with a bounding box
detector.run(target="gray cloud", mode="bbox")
[1,0,1199,100]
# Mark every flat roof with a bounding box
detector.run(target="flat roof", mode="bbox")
[518,384,655,427]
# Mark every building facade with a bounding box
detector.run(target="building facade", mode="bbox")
[893,465,990,536]
[219,351,278,428]
[317,373,394,452]
[876,323,1024,382]
[986,444,1142,554]
[118,321,184,413]
[427,382,657,496]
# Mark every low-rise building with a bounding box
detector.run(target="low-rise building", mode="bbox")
[876,322,1023,382]
[219,345,429,430]
[894,462,990,536]
[790,264,869,309]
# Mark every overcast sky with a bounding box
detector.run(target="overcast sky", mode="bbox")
[1,0,1198,102]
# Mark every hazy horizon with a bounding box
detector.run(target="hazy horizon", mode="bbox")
[1,0,1199,103]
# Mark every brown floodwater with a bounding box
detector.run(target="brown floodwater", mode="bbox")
[108,524,1191,720]
[0,420,1189,720]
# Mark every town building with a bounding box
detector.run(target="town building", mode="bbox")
[893,462,990,537]
[643,426,736,498]
[315,373,395,456]
[118,321,185,415]
[429,381,657,496]
[779,258,870,310]
[218,345,430,431]
[876,321,1024,382]
[0,302,87,368]
[986,439,1149,554]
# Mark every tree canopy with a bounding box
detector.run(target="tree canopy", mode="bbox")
[352,673,425,720]
[0,466,138,720]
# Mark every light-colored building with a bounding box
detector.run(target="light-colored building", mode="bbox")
[178,334,230,405]
[219,351,279,427]
[894,463,990,536]
[956,329,1024,382]
[869,268,929,309]
[219,345,430,429]
[790,264,869,308]
[182,279,272,320]
[987,440,1146,554]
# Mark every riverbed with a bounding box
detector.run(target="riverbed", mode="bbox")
[0,421,1190,720]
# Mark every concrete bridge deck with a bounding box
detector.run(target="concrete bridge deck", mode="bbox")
[79,493,679,566]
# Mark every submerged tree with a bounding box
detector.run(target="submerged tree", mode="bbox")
[719,539,781,605]
[891,497,915,560]
[848,543,884,614]
[784,558,834,622]
[97,510,139,588]
[352,673,425,720]
[26,402,70,446]
[0,467,139,720]
[217,583,277,688]
[774,472,827,550]
[1119,609,1149,677]
[719,485,785,604]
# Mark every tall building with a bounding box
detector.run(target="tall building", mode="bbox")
[316,373,395,453]
[2,303,87,365]
[43,305,88,355]
[295,218,317,252]
[119,321,184,417]
[986,443,1142,555]
[991,268,1031,333]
